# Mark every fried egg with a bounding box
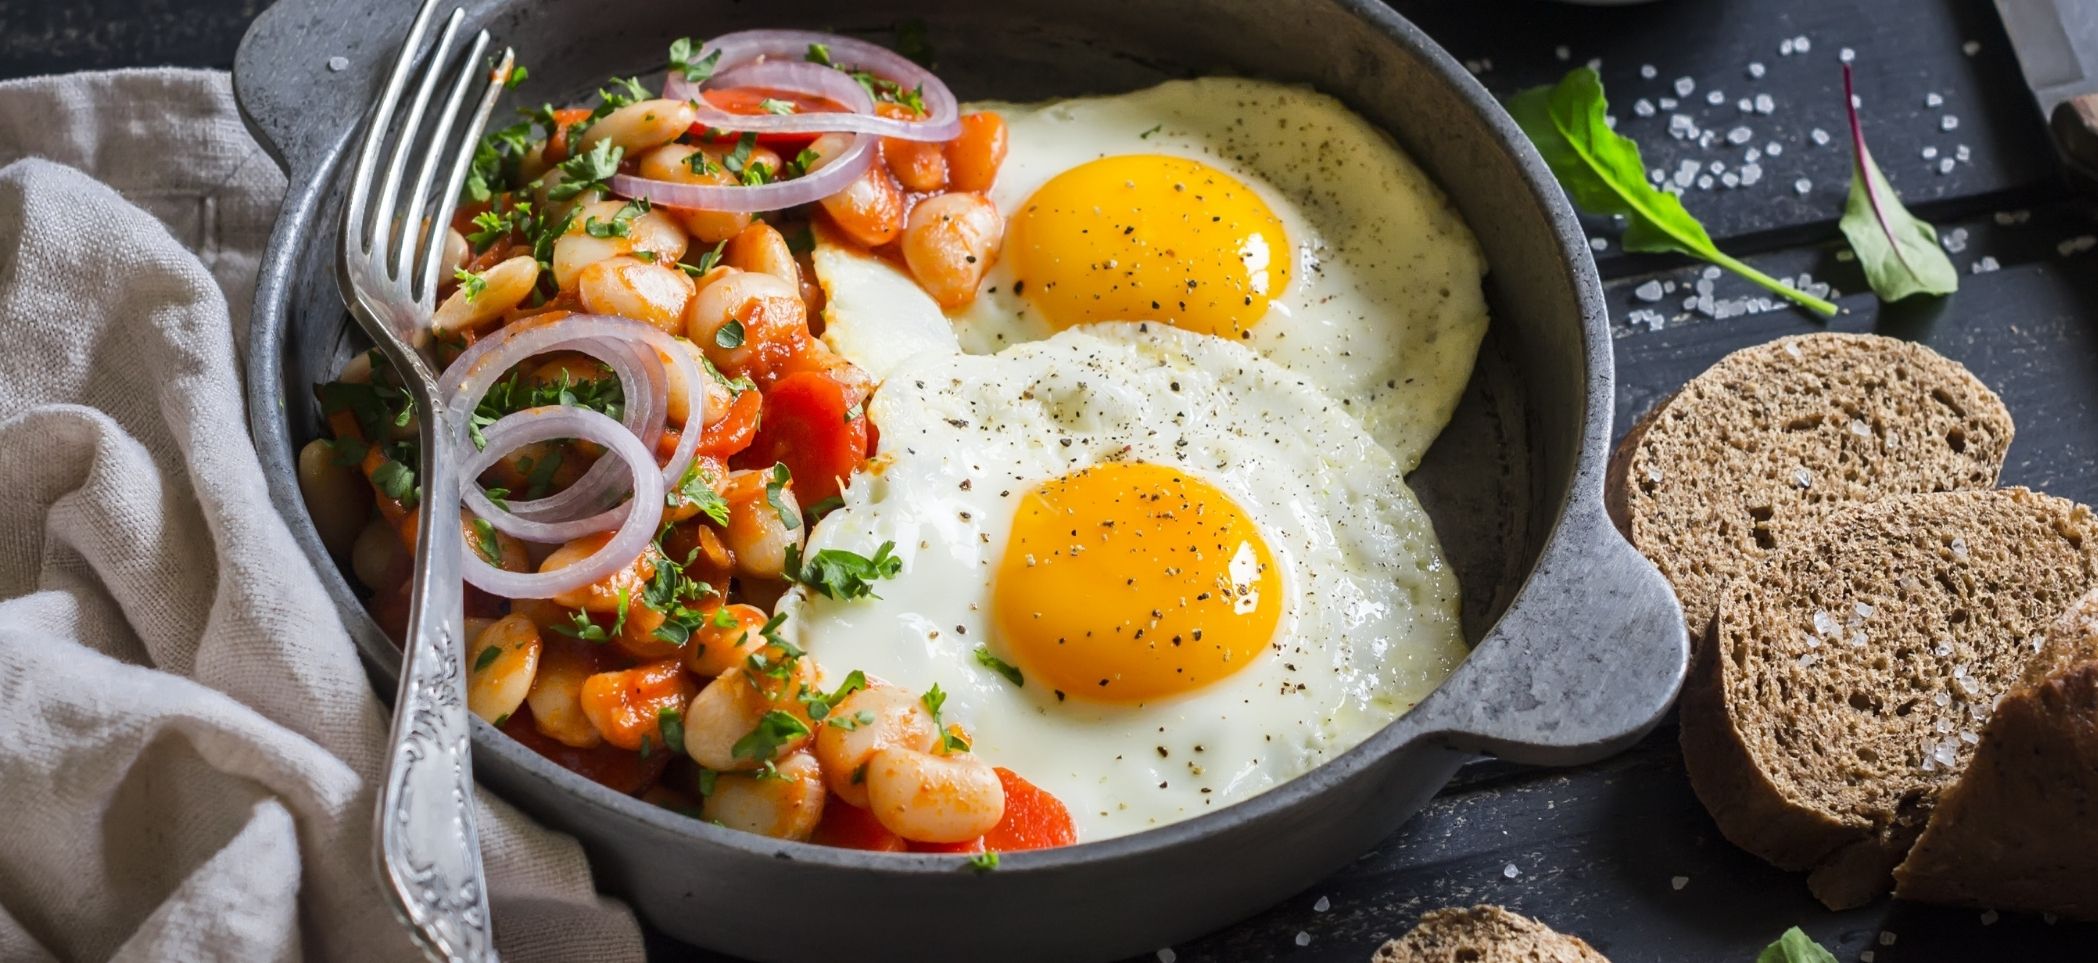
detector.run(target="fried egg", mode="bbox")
[777,322,1466,840]
[947,77,1492,471]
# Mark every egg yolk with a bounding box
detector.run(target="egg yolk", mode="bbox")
[1006,154,1290,339]
[992,462,1280,703]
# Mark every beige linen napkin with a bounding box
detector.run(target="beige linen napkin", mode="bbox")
[0,68,645,962]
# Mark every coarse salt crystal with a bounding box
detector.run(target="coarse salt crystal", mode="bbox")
[1738,97,1755,113]
[1850,419,1871,437]
[1555,45,1571,61]
[1980,910,1999,925]
[1923,146,1939,159]
[1754,93,1775,114]
[1854,601,1876,618]
[1708,160,1726,174]
[1960,729,1979,744]
[1851,630,1869,648]
[1971,255,2000,274]
[1784,341,1804,359]
[1795,467,1814,489]
[1674,77,1696,96]
[1937,718,1954,734]
[1956,144,1971,162]
[1840,47,1856,63]
[1935,691,1952,707]
[1503,863,1520,878]
[1634,98,1656,117]
[1862,953,1876,963]
[1635,280,1666,302]
[1641,64,1658,79]
[1727,126,1753,145]
[1780,38,1796,55]
[1701,266,1722,280]
[1963,40,1981,56]
[1294,931,1312,947]
[1671,876,1689,890]
[1939,158,1957,175]
[1722,172,1740,188]
[1158,951,1177,963]
[326,56,350,72]
[1591,237,1610,252]
[1659,96,1678,109]
[1707,90,1726,105]
[1314,896,1331,913]
[1748,62,1766,78]
[1942,115,1960,131]
[1798,652,1819,668]
[1927,92,1945,107]
[1995,209,2031,225]
[1944,227,1969,253]
[1811,128,1831,146]
[2059,235,2098,256]
[1697,175,1714,190]
[1794,36,1812,52]
[1745,147,1762,162]
[1952,537,1969,558]
[1740,163,1764,186]
[1765,142,1783,156]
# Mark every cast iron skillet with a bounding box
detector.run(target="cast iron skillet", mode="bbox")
[235,2,1689,960]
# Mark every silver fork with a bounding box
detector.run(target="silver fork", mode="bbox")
[337,0,513,958]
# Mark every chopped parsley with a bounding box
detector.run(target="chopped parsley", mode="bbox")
[464,117,534,202]
[1139,123,1162,139]
[720,132,760,177]
[583,198,650,239]
[667,460,730,524]
[452,268,487,301]
[801,669,869,723]
[640,545,715,648]
[920,683,972,753]
[757,98,796,115]
[973,645,1024,687]
[473,644,502,673]
[784,541,902,600]
[966,851,1000,873]
[470,517,502,563]
[503,64,528,89]
[679,238,730,277]
[469,366,623,449]
[547,138,623,202]
[782,147,821,179]
[668,37,722,85]
[763,463,800,530]
[732,710,811,762]
[713,318,746,349]
[657,706,685,752]
[552,587,628,643]
[370,459,418,506]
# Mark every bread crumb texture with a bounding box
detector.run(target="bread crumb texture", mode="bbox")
[1371,905,1610,963]
[1611,333,2012,637]
[1680,488,2098,908]
[1892,587,2098,921]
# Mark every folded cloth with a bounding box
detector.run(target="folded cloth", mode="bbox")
[0,68,644,963]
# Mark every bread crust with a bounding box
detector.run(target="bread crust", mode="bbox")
[1609,333,2013,641]
[1679,489,2098,909]
[1892,590,2098,920]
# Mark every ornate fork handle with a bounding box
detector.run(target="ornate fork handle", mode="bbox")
[374,380,496,962]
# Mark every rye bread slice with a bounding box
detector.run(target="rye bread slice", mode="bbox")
[1677,488,2098,909]
[1607,333,2013,639]
[1371,906,1609,963]
[1891,588,2098,920]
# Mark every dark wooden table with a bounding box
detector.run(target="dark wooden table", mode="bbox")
[12,1,2094,960]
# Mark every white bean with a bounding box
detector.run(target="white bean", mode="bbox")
[577,256,695,333]
[297,438,371,557]
[683,270,803,370]
[813,685,939,808]
[702,751,827,841]
[432,255,538,335]
[578,99,698,158]
[901,192,1003,309]
[467,614,543,724]
[864,746,1005,843]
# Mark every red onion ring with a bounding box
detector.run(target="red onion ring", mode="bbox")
[610,64,876,212]
[665,30,962,143]
[439,313,703,540]
[457,406,664,598]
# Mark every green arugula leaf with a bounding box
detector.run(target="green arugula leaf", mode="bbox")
[974,645,1024,687]
[1507,67,1836,317]
[1836,65,1958,302]
[787,541,903,600]
[1754,928,1837,963]
[764,463,801,530]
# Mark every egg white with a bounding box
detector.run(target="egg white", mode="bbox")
[777,322,1466,841]
[950,76,1492,472]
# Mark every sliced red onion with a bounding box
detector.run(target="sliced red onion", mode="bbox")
[458,406,663,598]
[439,313,703,538]
[664,30,962,142]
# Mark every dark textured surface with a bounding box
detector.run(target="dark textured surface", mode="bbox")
[9,0,2098,961]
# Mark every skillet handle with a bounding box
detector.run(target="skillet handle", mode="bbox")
[1408,496,1688,766]
[234,0,418,179]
